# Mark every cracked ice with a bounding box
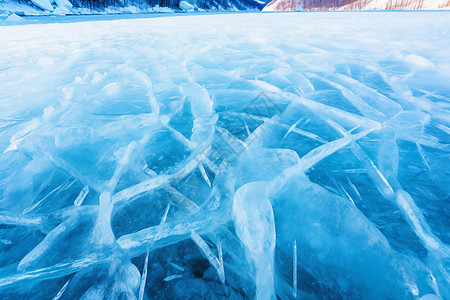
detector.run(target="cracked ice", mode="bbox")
[0,11,449,299]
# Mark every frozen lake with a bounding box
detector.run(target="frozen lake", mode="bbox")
[0,11,449,299]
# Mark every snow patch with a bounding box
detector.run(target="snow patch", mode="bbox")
[404,54,435,70]
[179,1,194,11]
[102,82,121,97]
[54,0,72,9]
[31,0,54,11]
[52,6,72,15]
[5,13,24,22]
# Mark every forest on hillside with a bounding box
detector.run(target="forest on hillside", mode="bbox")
[13,0,265,10]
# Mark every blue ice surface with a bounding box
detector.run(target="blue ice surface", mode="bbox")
[0,11,449,299]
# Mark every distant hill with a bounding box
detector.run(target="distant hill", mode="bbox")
[263,0,450,11]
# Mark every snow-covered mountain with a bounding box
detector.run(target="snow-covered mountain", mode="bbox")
[3,0,448,15]
[263,0,450,11]
[1,0,267,16]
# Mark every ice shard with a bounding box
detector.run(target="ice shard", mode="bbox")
[190,230,225,284]
[233,182,276,300]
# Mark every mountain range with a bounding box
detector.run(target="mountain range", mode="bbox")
[263,0,450,11]
[2,0,449,17]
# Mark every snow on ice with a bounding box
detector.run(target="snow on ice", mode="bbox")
[0,11,449,299]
